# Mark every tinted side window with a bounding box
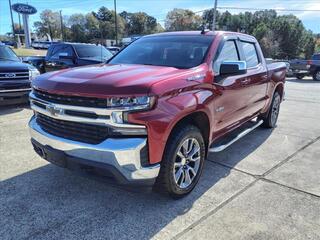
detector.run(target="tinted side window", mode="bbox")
[241,42,259,68]
[213,40,239,73]
[50,45,74,60]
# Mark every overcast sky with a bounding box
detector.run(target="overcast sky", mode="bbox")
[1,0,319,35]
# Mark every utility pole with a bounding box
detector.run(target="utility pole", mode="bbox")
[59,10,64,41]
[212,0,218,31]
[8,0,16,44]
[18,14,22,31]
[114,0,118,45]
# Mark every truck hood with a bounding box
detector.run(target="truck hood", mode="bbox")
[0,60,30,72]
[32,64,189,97]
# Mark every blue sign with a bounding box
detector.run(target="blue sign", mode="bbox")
[12,3,37,15]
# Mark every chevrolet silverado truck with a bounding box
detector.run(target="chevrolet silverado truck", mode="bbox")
[29,31,286,198]
[24,43,113,73]
[0,45,39,105]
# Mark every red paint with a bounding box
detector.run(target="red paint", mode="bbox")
[32,31,286,164]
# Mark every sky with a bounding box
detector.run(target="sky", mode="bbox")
[1,0,320,35]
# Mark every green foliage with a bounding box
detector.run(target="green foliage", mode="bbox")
[202,9,315,59]
[34,7,162,44]
[32,7,316,58]
[34,10,61,39]
[165,8,202,31]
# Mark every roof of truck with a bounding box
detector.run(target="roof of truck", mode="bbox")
[147,30,256,41]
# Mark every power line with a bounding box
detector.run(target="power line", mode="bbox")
[217,6,320,12]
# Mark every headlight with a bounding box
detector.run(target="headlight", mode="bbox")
[110,96,156,124]
[109,96,155,110]
[29,67,40,81]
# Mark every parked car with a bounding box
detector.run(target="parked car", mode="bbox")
[0,45,39,105]
[289,54,320,81]
[107,46,121,55]
[25,43,113,73]
[28,31,286,198]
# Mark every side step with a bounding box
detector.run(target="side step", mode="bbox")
[209,120,263,153]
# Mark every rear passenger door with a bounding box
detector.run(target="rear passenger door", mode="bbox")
[238,40,268,116]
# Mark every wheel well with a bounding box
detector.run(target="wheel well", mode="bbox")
[275,84,284,100]
[170,112,210,154]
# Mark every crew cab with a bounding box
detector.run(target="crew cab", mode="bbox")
[29,31,286,198]
[0,45,39,105]
[25,43,113,73]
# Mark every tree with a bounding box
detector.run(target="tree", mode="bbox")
[302,30,315,59]
[165,8,202,31]
[68,14,87,42]
[120,11,160,36]
[34,10,61,39]
[92,7,125,40]
[202,9,315,59]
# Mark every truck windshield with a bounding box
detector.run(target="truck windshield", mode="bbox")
[0,46,19,61]
[74,45,113,61]
[109,35,213,69]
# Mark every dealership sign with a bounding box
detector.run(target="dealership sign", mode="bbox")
[12,3,37,15]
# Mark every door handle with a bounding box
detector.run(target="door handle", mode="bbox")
[241,78,250,84]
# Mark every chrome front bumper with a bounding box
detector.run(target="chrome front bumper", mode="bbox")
[29,116,160,185]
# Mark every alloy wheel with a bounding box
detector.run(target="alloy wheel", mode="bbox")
[271,94,281,126]
[173,138,201,189]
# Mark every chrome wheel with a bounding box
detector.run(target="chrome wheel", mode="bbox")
[316,71,320,81]
[271,94,281,126]
[173,138,201,189]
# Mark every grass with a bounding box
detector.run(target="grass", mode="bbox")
[13,48,47,57]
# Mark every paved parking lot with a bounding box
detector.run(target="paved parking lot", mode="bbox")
[1,77,319,240]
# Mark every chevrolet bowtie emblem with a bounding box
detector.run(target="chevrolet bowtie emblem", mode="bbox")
[46,104,62,116]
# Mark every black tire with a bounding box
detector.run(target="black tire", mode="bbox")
[296,74,304,80]
[313,70,320,81]
[154,124,205,199]
[259,91,281,128]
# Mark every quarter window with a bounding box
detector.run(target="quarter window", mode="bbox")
[241,42,259,68]
[213,40,239,73]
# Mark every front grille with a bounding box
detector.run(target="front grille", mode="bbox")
[33,89,109,108]
[36,113,110,144]
[0,72,29,81]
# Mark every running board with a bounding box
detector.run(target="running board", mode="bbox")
[209,120,263,153]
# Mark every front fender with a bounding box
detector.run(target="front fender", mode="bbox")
[129,88,214,164]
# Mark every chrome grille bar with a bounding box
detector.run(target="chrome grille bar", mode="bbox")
[29,92,146,129]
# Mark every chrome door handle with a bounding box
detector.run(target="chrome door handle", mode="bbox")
[241,78,250,84]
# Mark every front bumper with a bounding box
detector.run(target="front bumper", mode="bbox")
[29,116,160,186]
[0,88,31,105]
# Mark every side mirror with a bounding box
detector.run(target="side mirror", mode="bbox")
[220,61,247,76]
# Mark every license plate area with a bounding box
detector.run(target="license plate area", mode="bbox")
[33,141,67,168]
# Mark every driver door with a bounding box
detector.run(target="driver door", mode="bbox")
[212,39,249,133]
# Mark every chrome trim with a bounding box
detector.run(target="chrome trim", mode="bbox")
[29,117,160,181]
[0,72,29,79]
[29,92,146,129]
[0,88,31,93]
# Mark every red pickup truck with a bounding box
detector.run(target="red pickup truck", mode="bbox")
[29,31,286,198]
